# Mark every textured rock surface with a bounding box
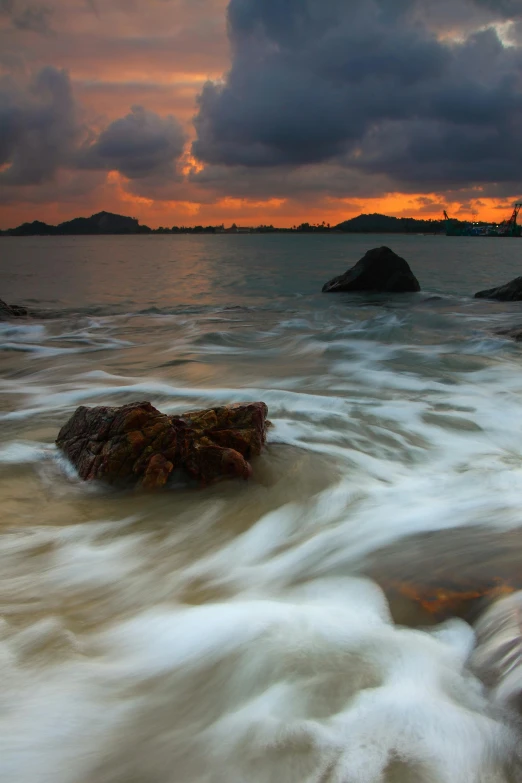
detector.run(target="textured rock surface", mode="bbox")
[322,246,421,293]
[475,277,522,301]
[56,400,269,488]
[0,299,28,319]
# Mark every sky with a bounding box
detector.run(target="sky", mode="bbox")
[0,0,521,228]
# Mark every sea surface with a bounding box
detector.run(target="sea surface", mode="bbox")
[2,234,522,782]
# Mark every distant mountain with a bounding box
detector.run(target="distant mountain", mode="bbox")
[57,211,143,235]
[1,211,151,236]
[335,213,444,233]
[5,220,56,236]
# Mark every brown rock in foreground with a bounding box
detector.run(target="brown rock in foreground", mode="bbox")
[388,580,514,625]
[361,526,522,626]
[56,400,269,489]
[0,299,28,319]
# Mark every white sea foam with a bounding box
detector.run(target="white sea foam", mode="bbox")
[0,441,51,464]
[0,578,516,783]
[0,323,47,341]
[0,317,133,363]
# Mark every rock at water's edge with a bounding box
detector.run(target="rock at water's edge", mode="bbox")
[0,299,28,319]
[475,277,522,301]
[56,400,269,489]
[322,246,421,294]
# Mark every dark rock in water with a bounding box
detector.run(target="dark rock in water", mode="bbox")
[0,299,28,319]
[475,277,522,301]
[322,246,421,293]
[56,400,269,489]
[494,325,522,342]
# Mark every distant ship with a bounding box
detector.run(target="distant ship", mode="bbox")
[444,204,522,237]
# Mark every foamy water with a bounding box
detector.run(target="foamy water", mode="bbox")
[2,234,522,782]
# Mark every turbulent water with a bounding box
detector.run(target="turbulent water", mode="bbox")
[2,234,522,783]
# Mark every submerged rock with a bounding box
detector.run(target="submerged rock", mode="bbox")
[322,246,421,293]
[56,400,269,489]
[386,580,513,625]
[362,526,522,625]
[495,325,522,342]
[0,299,28,319]
[475,277,522,301]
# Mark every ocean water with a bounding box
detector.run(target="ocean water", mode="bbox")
[2,234,522,782]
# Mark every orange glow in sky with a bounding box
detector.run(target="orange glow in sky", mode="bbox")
[1,187,517,231]
[1,0,521,230]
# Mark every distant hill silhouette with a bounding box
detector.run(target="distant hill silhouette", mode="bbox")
[335,213,444,233]
[1,211,150,236]
[58,211,144,235]
[5,220,56,236]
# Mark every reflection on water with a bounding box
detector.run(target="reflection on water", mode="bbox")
[2,235,522,781]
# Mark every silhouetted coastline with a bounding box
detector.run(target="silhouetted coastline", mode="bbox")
[1,210,452,236]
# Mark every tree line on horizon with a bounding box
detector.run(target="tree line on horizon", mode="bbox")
[0,210,470,237]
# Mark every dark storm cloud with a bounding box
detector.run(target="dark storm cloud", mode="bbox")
[0,0,53,32]
[12,4,52,31]
[189,160,394,202]
[0,169,105,206]
[193,0,522,189]
[0,67,80,185]
[80,106,187,179]
[472,0,522,18]
[0,70,187,187]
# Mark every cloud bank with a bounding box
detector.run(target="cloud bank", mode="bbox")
[81,106,186,179]
[0,0,521,226]
[0,0,53,33]
[0,67,79,185]
[193,0,522,191]
[0,69,187,187]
